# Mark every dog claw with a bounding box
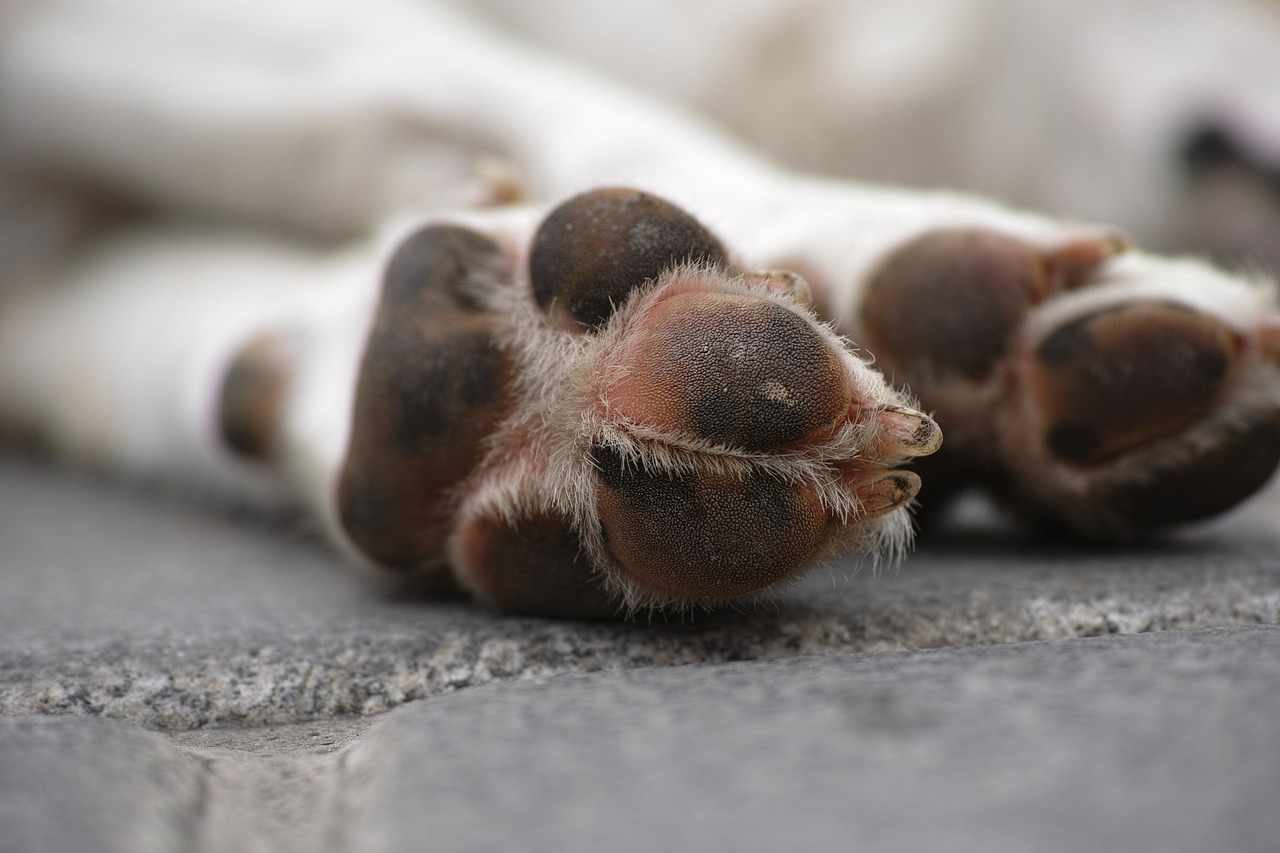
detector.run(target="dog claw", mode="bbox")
[852,470,922,519]
[741,269,815,310]
[875,406,943,458]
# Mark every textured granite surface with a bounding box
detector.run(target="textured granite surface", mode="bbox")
[2,460,1279,851]
[2,458,1278,729]
[4,626,1278,853]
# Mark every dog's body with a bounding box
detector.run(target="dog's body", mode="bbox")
[469,0,1280,267]
[2,0,1279,616]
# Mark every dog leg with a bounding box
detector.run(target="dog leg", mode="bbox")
[0,190,943,616]
[0,226,372,517]
[0,0,773,238]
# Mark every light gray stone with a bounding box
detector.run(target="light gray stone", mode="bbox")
[0,716,204,853]
[2,458,1279,728]
[342,625,1280,853]
[3,627,1278,853]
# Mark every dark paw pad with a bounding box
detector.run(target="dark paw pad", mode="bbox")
[861,227,1130,386]
[863,229,1051,382]
[605,291,850,450]
[1101,418,1280,529]
[591,444,828,597]
[1031,302,1240,465]
[338,226,515,569]
[217,335,292,461]
[529,187,726,331]
[383,224,504,311]
[457,510,617,618]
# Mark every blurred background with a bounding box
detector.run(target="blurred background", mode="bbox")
[2,0,1279,282]
[469,0,1280,271]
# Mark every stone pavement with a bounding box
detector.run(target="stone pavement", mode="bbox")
[2,456,1279,851]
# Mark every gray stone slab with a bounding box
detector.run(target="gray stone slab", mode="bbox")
[2,457,1279,728]
[7,625,1269,850]
[0,715,204,853]
[342,625,1280,853]
[3,627,1278,853]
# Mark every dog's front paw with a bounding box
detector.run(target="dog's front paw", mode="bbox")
[861,227,1280,536]
[338,188,941,616]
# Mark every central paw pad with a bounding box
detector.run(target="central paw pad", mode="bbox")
[603,291,851,450]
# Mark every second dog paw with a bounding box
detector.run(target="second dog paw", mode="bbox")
[861,227,1280,536]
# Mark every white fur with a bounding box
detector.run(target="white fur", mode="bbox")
[466,0,1280,262]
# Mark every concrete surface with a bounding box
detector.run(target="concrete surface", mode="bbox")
[2,457,1279,852]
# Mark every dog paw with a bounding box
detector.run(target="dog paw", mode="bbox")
[337,188,941,616]
[860,227,1280,536]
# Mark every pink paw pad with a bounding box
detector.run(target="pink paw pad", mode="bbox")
[342,189,942,613]
[603,290,851,450]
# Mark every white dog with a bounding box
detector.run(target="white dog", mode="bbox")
[1,0,1277,617]
[469,0,1280,269]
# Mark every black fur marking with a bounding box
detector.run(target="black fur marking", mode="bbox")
[1036,315,1099,368]
[1047,421,1104,463]
[1182,122,1280,200]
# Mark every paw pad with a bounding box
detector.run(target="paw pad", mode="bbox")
[590,444,829,598]
[529,187,726,330]
[862,227,1127,385]
[604,291,850,450]
[456,510,616,618]
[1031,302,1239,464]
[863,229,1051,381]
[338,225,514,568]
[218,334,292,461]
[341,192,939,611]
[1103,418,1280,528]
